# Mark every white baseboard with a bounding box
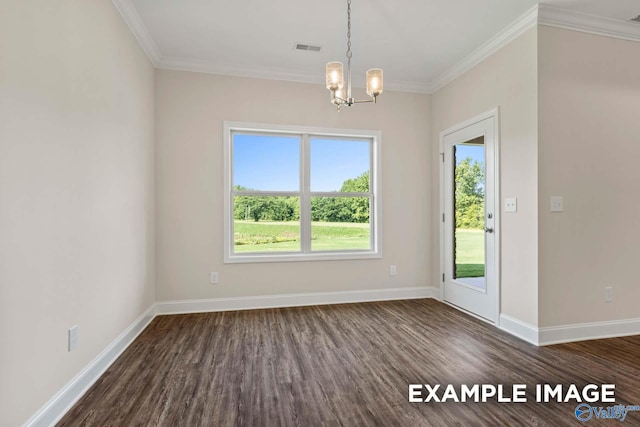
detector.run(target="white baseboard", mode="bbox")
[156,286,439,315]
[499,314,640,347]
[539,317,640,346]
[499,314,539,346]
[24,304,157,427]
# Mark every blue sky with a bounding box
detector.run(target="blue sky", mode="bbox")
[310,138,369,191]
[234,134,300,191]
[455,144,484,166]
[233,134,369,191]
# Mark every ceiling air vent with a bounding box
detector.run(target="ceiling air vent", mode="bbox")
[295,43,322,52]
[631,14,640,23]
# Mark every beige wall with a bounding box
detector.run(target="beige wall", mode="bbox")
[538,26,640,327]
[0,1,155,425]
[431,27,539,326]
[155,70,431,301]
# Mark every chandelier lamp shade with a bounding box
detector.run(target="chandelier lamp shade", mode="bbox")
[325,0,383,110]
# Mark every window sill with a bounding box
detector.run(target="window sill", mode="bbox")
[224,250,382,264]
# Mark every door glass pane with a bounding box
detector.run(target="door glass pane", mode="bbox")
[453,139,486,289]
[311,196,370,251]
[233,133,300,191]
[233,196,300,253]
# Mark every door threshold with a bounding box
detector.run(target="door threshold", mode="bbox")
[442,300,496,326]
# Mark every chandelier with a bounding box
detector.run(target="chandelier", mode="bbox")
[325,0,383,110]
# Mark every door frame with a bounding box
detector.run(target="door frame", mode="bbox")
[439,108,501,325]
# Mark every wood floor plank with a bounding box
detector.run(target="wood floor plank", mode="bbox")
[58,299,640,426]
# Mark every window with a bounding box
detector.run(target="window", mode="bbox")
[224,122,381,263]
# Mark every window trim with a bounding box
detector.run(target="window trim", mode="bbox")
[223,121,382,263]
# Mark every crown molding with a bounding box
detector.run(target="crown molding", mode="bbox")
[111,0,161,65]
[428,4,539,93]
[385,79,433,94]
[158,57,321,86]
[537,4,640,43]
[112,1,640,96]
[158,57,433,94]
[429,4,640,93]
[109,0,435,93]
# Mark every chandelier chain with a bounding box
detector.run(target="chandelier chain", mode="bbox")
[346,0,352,59]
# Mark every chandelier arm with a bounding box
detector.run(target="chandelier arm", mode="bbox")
[333,94,348,103]
[350,98,377,104]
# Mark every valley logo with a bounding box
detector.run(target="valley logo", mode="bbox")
[575,403,640,423]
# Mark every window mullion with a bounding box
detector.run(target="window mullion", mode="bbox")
[234,190,299,197]
[300,134,311,253]
[309,191,371,198]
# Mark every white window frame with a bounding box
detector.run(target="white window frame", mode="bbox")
[223,121,382,263]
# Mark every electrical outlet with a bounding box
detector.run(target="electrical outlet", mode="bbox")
[210,272,219,284]
[505,198,517,213]
[390,265,397,276]
[551,196,564,212]
[605,286,613,303]
[68,325,78,352]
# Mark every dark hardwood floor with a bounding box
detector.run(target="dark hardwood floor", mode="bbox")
[58,299,640,426]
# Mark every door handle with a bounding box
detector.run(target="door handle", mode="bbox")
[484,227,494,233]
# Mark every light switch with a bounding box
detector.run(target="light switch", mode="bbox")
[505,198,517,213]
[551,196,563,212]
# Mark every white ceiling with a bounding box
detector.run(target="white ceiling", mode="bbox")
[123,0,640,93]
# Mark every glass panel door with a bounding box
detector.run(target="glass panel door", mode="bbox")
[441,112,497,323]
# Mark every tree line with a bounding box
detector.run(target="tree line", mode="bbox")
[455,158,484,229]
[234,171,370,223]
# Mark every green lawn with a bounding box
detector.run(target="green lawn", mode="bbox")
[455,228,485,278]
[234,222,484,274]
[234,220,370,252]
